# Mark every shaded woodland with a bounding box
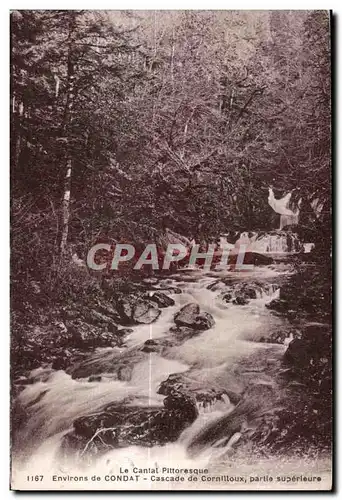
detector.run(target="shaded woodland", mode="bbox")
[11,11,331,303]
[10,11,332,472]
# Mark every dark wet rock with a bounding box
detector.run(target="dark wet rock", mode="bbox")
[66,320,121,349]
[158,372,241,407]
[277,319,332,450]
[59,432,89,458]
[63,391,198,457]
[51,356,69,371]
[140,338,174,354]
[210,266,332,454]
[140,338,161,353]
[50,350,88,371]
[233,296,249,305]
[168,287,182,294]
[174,303,199,326]
[253,327,297,345]
[141,326,203,351]
[11,299,129,375]
[195,311,215,330]
[95,303,121,322]
[62,302,121,327]
[11,321,92,375]
[73,411,119,439]
[207,280,222,291]
[68,347,145,380]
[221,281,277,306]
[240,285,259,299]
[169,325,201,341]
[196,248,273,269]
[304,322,331,339]
[149,291,175,308]
[282,321,332,436]
[10,336,47,373]
[88,375,102,382]
[174,304,215,331]
[83,310,119,333]
[117,296,161,325]
[266,298,288,312]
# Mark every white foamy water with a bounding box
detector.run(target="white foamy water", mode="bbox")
[248,232,303,254]
[12,266,330,490]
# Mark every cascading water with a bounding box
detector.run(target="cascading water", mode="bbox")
[221,230,307,255]
[248,232,303,254]
[11,265,329,490]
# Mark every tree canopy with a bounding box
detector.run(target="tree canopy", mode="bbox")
[11,10,331,299]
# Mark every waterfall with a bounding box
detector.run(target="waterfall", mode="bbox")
[223,230,305,255]
[248,231,303,254]
[267,188,301,230]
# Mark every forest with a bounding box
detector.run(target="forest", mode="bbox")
[11,10,331,300]
[10,11,332,487]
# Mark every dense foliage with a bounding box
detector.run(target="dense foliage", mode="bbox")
[10,11,332,464]
[11,10,331,302]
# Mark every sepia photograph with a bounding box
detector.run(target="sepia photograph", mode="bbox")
[10,9,332,491]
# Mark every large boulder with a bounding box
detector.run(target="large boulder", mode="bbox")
[117,296,161,325]
[11,318,119,376]
[158,372,241,408]
[66,320,120,349]
[68,347,145,380]
[221,281,276,306]
[12,302,128,377]
[62,391,198,458]
[174,304,215,330]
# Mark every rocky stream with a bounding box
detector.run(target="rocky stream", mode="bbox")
[11,236,332,490]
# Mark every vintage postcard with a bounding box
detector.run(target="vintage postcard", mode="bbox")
[10,10,332,491]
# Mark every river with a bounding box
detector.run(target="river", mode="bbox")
[11,262,332,490]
